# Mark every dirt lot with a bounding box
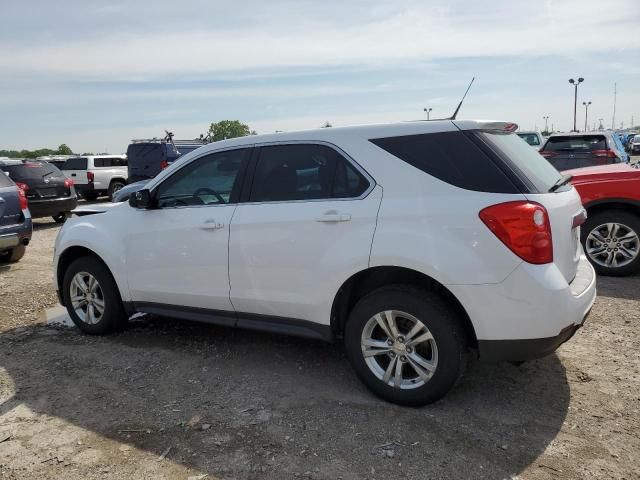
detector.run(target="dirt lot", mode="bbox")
[0,206,639,480]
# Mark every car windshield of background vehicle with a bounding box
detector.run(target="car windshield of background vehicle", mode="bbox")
[1,161,62,181]
[479,131,562,192]
[62,157,88,170]
[543,136,606,152]
[517,133,540,146]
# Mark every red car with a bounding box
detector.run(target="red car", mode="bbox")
[565,163,640,276]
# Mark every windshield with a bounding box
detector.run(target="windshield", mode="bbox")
[479,131,562,192]
[1,161,63,181]
[517,133,541,146]
[543,135,606,152]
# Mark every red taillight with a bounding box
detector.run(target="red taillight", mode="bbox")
[15,182,29,192]
[87,171,95,182]
[17,187,28,210]
[160,160,169,170]
[479,201,553,264]
[539,150,556,158]
[591,149,617,158]
[64,178,74,188]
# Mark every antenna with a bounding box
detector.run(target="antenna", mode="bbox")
[449,77,475,120]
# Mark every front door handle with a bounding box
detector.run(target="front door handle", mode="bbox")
[200,219,225,230]
[316,212,351,223]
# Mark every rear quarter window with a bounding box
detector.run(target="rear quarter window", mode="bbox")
[62,157,88,170]
[370,131,518,193]
[0,171,15,187]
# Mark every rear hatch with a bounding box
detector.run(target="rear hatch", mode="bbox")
[61,157,89,184]
[0,173,23,228]
[4,161,73,201]
[475,128,584,283]
[540,134,618,170]
[126,143,167,182]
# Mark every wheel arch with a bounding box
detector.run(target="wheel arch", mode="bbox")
[584,199,640,218]
[330,266,478,351]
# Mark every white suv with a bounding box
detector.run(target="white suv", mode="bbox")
[61,155,128,201]
[54,120,596,405]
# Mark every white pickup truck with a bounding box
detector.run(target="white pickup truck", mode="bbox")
[61,155,127,201]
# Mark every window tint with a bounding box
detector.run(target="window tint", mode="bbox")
[1,161,63,181]
[370,131,518,193]
[542,135,607,152]
[94,157,127,167]
[517,133,540,146]
[156,149,247,207]
[62,157,87,170]
[250,144,369,202]
[478,131,561,192]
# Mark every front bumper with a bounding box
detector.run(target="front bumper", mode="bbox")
[28,196,78,218]
[449,254,596,362]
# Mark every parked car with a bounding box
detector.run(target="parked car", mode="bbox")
[0,170,32,262]
[0,159,77,223]
[564,163,640,276]
[54,119,596,406]
[111,179,149,203]
[611,133,631,163]
[516,131,545,149]
[628,135,640,155]
[539,132,626,169]
[61,155,127,201]
[127,136,204,183]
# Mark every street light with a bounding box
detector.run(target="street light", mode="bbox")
[424,107,432,120]
[569,77,584,132]
[543,116,550,133]
[582,101,591,132]
[598,118,604,130]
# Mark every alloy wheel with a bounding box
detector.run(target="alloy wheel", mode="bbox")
[70,271,105,325]
[361,310,438,390]
[585,222,639,268]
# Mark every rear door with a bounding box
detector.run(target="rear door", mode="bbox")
[229,143,380,326]
[478,131,583,282]
[61,157,89,185]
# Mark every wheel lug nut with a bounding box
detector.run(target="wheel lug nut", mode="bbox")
[400,355,407,362]
[390,352,396,358]
[406,346,413,354]
[387,339,393,346]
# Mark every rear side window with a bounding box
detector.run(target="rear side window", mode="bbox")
[250,144,370,202]
[542,135,606,152]
[478,132,561,192]
[517,133,541,146]
[370,131,517,193]
[62,157,88,170]
[94,157,127,167]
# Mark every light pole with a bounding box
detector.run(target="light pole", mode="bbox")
[543,116,549,134]
[582,101,591,132]
[569,77,584,132]
[598,118,604,130]
[424,107,432,120]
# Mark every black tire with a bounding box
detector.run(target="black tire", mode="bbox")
[581,209,640,276]
[83,192,99,201]
[52,213,68,223]
[344,285,466,406]
[0,245,26,263]
[62,256,127,334]
[108,180,125,201]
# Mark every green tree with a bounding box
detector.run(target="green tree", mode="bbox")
[57,144,73,155]
[204,120,253,142]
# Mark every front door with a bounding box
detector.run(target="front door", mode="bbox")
[124,147,250,310]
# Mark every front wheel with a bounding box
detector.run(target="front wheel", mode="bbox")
[344,285,466,406]
[62,256,127,334]
[52,212,68,223]
[108,181,125,201]
[582,210,640,276]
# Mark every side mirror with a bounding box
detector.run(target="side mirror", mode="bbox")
[129,189,154,209]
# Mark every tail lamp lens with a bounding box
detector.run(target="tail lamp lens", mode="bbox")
[87,171,95,182]
[64,178,74,188]
[17,187,28,210]
[15,182,29,192]
[479,201,553,264]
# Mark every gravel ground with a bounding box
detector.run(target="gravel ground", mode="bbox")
[0,200,638,480]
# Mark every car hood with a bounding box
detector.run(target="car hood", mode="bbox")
[72,202,120,216]
[564,163,640,184]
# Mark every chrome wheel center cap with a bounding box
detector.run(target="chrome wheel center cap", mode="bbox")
[393,341,407,354]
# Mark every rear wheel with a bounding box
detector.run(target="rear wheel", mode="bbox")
[62,256,127,334]
[52,213,68,223]
[582,210,640,276]
[108,180,125,201]
[83,192,99,201]
[0,245,26,263]
[344,285,466,406]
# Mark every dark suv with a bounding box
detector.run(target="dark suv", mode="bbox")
[0,171,32,262]
[539,132,625,170]
[0,159,78,223]
[127,138,205,183]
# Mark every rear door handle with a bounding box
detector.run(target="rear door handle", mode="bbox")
[316,212,351,223]
[200,219,225,230]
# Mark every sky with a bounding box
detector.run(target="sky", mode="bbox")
[1,0,639,153]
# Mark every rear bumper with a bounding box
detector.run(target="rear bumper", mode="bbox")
[449,254,596,362]
[0,216,32,251]
[28,196,78,218]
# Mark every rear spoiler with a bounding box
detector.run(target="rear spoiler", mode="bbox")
[453,120,519,132]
